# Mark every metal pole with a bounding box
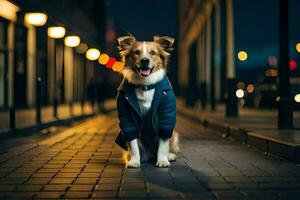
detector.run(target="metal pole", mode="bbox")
[278,0,293,129]
[53,39,58,119]
[225,0,238,117]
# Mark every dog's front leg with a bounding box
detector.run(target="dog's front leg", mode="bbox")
[127,139,141,168]
[156,138,170,168]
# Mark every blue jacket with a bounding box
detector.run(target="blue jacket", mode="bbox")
[115,75,176,150]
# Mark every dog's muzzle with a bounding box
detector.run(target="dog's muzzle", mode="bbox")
[139,58,152,76]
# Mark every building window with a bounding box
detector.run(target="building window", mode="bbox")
[0,17,8,110]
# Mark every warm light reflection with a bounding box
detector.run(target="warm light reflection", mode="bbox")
[86,48,100,61]
[237,51,248,61]
[47,26,66,39]
[24,12,47,26]
[64,36,80,47]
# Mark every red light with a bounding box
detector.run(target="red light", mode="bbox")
[106,57,116,69]
[289,59,297,70]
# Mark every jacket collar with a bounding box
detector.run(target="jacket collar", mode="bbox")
[118,75,172,92]
[118,75,172,117]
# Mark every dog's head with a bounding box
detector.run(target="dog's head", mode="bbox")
[117,34,174,80]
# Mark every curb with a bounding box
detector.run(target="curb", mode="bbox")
[177,107,300,164]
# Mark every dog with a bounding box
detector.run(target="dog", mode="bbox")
[115,34,179,168]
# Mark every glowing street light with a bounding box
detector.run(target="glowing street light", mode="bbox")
[296,43,300,53]
[64,36,80,47]
[98,53,110,65]
[236,89,244,98]
[47,26,66,39]
[295,94,300,103]
[237,51,248,61]
[24,12,47,26]
[86,48,100,61]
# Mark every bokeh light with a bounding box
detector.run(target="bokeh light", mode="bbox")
[76,43,88,54]
[106,57,116,68]
[296,43,300,53]
[86,48,100,61]
[246,84,255,93]
[47,26,66,39]
[236,89,244,98]
[294,94,300,103]
[98,53,110,65]
[237,51,248,61]
[64,36,80,47]
[24,12,47,26]
[112,61,124,72]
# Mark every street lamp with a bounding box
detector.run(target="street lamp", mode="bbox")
[47,26,66,39]
[24,12,47,26]
[86,48,100,61]
[296,43,300,53]
[64,36,80,47]
[237,51,248,61]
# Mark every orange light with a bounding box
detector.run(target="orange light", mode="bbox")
[98,53,110,65]
[246,84,254,93]
[112,61,124,72]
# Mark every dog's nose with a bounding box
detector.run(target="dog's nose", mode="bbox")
[141,58,150,68]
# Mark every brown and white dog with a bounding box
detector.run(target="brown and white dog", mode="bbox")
[117,34,179,168]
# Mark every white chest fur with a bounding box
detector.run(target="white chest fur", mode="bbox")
[135,88,155,115]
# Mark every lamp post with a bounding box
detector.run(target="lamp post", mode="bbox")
[24,12,48,124]
[47,26,66,119]
[225,0,238,117]
[64,35,80,116]
[278,0,293,129]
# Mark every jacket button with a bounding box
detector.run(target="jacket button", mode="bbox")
[162,91,167,95]
[125,96,129,99]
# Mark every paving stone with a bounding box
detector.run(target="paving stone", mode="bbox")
[99,177,121,184]
[15,184,43,191]
[240,189,277,198]
[55,172,79,178]
[43,184,69,191]
[36,191,63,199]
[91,190,118,198]
[74,177,98,184]
[64,191,91,198]
[212,190,244,198]
[50,178,75,184]
[69,184,94,191]
[94,183,119,191]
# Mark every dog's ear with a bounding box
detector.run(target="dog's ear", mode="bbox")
[154,36,175,53]
[117,34,136,53]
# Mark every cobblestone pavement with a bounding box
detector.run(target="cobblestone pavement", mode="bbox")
[0,112,300,199]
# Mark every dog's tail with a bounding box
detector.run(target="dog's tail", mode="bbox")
[170,130,180,153]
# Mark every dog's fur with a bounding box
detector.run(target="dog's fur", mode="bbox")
[117,34,179,168]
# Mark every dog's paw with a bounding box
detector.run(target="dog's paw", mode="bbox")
[156,159,170,168]
[168,153,177,162]
[127,159,140,168]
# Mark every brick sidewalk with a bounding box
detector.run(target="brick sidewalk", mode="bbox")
[0,112,300,199]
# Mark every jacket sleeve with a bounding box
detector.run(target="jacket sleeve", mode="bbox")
[157,90,176,139]
[116,92,139,142]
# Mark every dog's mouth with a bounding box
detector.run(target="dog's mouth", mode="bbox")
[136,67,153,77]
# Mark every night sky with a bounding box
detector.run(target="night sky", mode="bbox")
[108,0,300,72]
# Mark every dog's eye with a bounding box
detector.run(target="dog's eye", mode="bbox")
[134,50,141,55]
[149,50,157,55]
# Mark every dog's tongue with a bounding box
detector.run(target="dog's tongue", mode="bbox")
[140,68,151,76]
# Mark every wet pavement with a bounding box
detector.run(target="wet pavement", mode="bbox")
[0,112,299,199]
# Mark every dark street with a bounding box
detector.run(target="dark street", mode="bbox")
[0,0,300,199]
